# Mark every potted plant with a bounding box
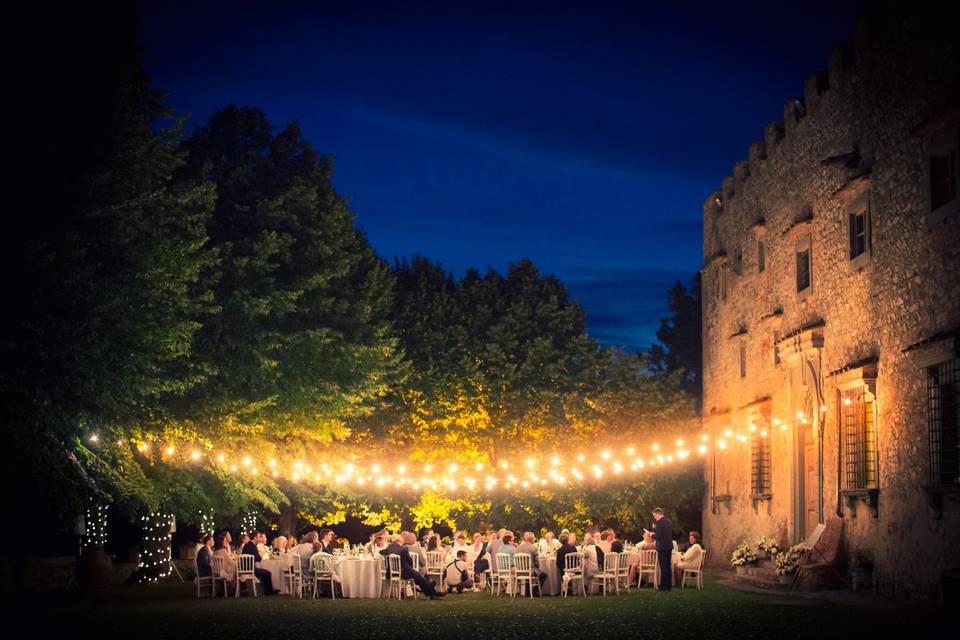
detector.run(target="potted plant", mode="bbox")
[774,544,804,584]
[731,540,757,574]
[756,536,780,560]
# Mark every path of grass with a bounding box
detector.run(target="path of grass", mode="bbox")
[11,576,949,639]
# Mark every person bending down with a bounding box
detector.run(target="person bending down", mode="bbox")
[445,550,475,593]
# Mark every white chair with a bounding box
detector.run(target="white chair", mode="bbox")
[494,553,513,596]
[235,554,259,597]
[210,555,229,598]
[590,552,619,596]
[311,553,339,599]
[513,552,540,598]
[616,551,632,592]
[486,552,497,593]
[681,549,706,590]
[194,553,214,598]
[561,552,585,597]
[379,554,395,599]
[284,553,302,597]
[426,551,446,592]
[638,549,657,588]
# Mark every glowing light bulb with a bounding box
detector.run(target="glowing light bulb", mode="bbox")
[627,447,635,456]
[475,462,483,471]
[761,430,768,438]
[652,444,659,451]
[242,456,251,466]
[844,398,852,406]
[701,434,710,442]
[191,451,201,461]
[676,439,684,447]
[500,461,509,469]
[698,445,708,455]
[820,404,827,412]
[424,464,433,473]
[797,411,805,420]
[773,418,781,426]
[526,458,535,468]
[718,439,727,449]
[166,446,175,456]
[748,424,756,432]
[217,454,225,462]
[269,459,277,467]
[577,454,585,462]
[724,430,733,438]
[398,464,407,474]
[601,450,611,460]
[449,463,458,473]
[89,434,98,443]
[551,456,560,466]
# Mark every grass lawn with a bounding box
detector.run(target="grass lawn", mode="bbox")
[11,576,949,639]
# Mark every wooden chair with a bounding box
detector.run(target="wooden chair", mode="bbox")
[235,554,259,598]
[590,551,619,596]
[426,551,446,592]
[210,555,230,598]
[792,517,844,592]
[616,551,632,592]
[284,553,302,597]
[513,552,541,598]
[311,553,339,599]
[637,549,657,588]
[194,553,214,598]
[681,549,706,589]
[494,553,514,596]
[561,552,586,597]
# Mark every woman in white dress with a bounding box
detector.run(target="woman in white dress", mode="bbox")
[673,531,703,585]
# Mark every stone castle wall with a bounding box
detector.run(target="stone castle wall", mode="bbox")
[699,5,960,601]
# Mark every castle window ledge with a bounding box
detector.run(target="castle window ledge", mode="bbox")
[783,214,814,238]
[729,327,748,339]
[903,330,957,368]
[711,494,733,514]
[703,251,729,268]
[759,310,784,325]
[841,488,879,518]
[849,250,871,272]
[922,484,960,519]
[750,493,773,502]
[796,287,814,303]
[749,218,767,234]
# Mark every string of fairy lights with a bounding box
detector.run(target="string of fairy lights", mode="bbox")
[241,511,259,537]
[138,512,174,583]
[83,403,838,496]
[85,503,108,547]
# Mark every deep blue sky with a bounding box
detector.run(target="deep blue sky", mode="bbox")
[137,0,867,351]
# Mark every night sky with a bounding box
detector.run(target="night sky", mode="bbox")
[137,0,867,351]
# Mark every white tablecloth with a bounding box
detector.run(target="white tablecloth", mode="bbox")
[334,557,381,598]
[260,555,293,595]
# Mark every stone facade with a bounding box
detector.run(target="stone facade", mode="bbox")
[699,6,960,601]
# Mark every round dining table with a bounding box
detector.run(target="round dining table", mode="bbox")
[333,556,382,598]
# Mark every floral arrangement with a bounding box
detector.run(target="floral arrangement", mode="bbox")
[757,536,780,556]
[774,544,805,575]
[336,537,349,548]
[731,540,757,567]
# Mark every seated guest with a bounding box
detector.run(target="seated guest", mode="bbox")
[292,532,319,577]
[555,533,577,574]
[272,535,288,555]
[472,534,489,583]
[628,530,658,585]
[220,530,234,554]
[241,533,277,595]
[426,534,442,553]
[444,550,475,593]
[499,533,518,568]
[568,532,578,546]
[581,535,604,586]
[598,530,613,554]
[607,529,624,553]
[538,531,559,555]
[421,529,434,546]
[402,531,428,576]
[212,533,237,592]
[451,533,470,559]
[196,535,213,577]
[517,532,547,590]
[372,531,390,554]
[673,531,704,585]
[315,529,332,554]
[255,532,271,560]
[488,528,506,560]
[381,534,445,599]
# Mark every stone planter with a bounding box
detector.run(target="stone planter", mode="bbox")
[778,574,793,585]
[756,550,768,560]
[735,566,746,575]
[77,547,113,593]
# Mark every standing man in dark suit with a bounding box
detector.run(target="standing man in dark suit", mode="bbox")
[651,507,674,591]
[381,534,446,599]
[241,534,277,594]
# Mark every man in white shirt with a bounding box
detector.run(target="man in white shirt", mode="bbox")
[444,550,474,593]
[538,531,559,555]
[256,532,271,560]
